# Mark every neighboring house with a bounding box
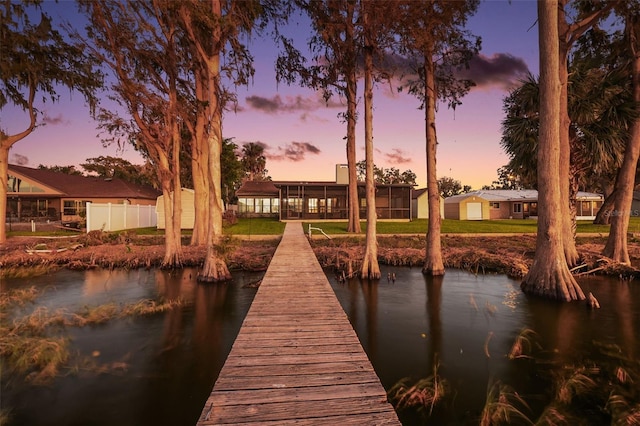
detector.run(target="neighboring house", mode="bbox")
[156,188,196,229]
[412,188,444,219]
[6,164,160,223]
[235,164,413,221]
[444,189,603,220]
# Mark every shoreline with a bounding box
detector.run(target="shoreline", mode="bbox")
[2,233,639,281]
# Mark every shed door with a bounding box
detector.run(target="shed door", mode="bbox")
[466,202,482,220]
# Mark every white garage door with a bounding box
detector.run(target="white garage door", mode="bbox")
[466,202,483,220]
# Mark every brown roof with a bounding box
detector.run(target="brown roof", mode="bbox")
[236,180,280,196]
[8,164,161,200]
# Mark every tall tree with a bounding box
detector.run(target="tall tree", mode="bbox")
[0,1,100,243]
[521,0,584,301]
[395,0,480,276]
[603,1,640,264]
[178,0,283,281]
[359,0,380,279]
[181,61,210,247]
[277,0,362,233]
[77,0,185,267]
[557,0,617,266]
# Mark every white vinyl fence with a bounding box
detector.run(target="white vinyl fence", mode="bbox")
[86,202,157,232]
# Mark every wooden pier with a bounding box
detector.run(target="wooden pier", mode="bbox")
[196,222,400,425]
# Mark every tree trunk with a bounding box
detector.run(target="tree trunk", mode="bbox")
[198,0,231,282]
[159,162,184,268]
[558,9,579,267]
[603,22,640,264]
[593,175,616,225]
[0,144,10,244]
[594,186,617,225]
[521,0,585,302]
[1,87,37,244]
[360,3,379,280]
[345,1,360,234]
[422,51,444,276]
[568,162,579,239]
[191,70,210,246]
[191,147,209,245]
[199,118,231,281]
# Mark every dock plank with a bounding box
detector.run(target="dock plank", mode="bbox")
[196,222,399,425]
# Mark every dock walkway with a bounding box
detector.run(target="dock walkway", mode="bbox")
[196,222,400,425]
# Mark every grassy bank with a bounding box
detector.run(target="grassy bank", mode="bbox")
[9,217,637,239]
[228,217,640,236]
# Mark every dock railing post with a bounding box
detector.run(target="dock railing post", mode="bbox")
[308,224,331,239]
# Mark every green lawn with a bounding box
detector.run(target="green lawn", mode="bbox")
[224,218,286,235]
[10,217,638,238]
[302,218,625,235]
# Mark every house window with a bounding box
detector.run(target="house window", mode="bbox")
[238,198,254,213]
[491,202,500,209]
[254,198,263,213]
[286,198,303,213]
[7,174,45,193]
[63,200,87,216]
[308,198,319,214]
[319,198,335,213]
[513,203,522,213]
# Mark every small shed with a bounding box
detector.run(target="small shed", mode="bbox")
[444,193,490,220]
[412,188,444,219]
[156,188,195,229]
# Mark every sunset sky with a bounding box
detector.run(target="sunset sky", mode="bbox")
[2,0,539,189]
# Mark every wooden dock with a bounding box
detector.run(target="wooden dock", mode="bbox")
[196,222,400,425]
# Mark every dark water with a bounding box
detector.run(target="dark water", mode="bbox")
[0,268,260,426]
[2,267,639,426]
[328,266,640,425]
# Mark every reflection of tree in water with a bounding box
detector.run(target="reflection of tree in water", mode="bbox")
[388,274,447,422]
[359,277,379,363]
[424,275,443,372]
[154,267,229,375]
[155,269,195,351]
[136,268,231,425]
[192,280,228,378]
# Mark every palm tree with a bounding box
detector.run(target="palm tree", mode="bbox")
[241,142,268,181]
[501,65,631,232]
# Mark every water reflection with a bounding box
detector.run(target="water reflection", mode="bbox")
[424,276,443,378]
[0,268,259,426]
[328,267,640,425]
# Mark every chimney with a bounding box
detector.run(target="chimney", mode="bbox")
[336,164,349,184]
